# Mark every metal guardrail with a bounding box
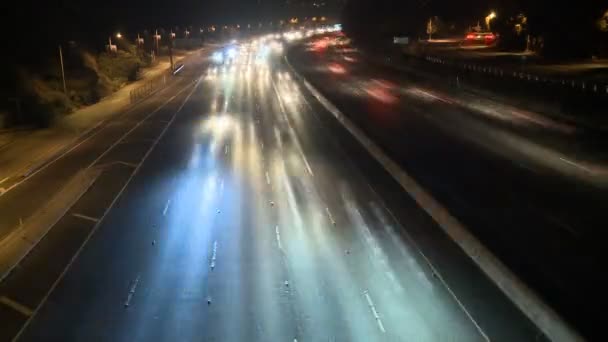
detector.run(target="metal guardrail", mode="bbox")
[128,71,170,104]
[403,54,608,126]
[423,55,608,97]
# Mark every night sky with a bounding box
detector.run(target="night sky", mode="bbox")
[8,0,605,61]
[15,0,329,39]
[8,0,294,65]
[14,0,493,43]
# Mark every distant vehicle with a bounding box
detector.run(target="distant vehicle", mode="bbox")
[462,32,498,46]
[211,46,238,65]
[393,36,409,45]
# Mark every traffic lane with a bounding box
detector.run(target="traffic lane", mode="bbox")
[0,78,203,341]
[268,64,543,341]
[305,43,607,184]
[201,64,389,340]
[0,165,133,341]
[318,39,608,179]
[0,62,206,242]
[21,55,475,342]
[289,45,606,256]
[204,62,476,340]
[17,64,300,341]
[247,71,383,341]
[288,48,605,339]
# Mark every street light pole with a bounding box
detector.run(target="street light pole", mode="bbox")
[155,29,160,54]
[485,11,496,31]
[168,32,174,71]
[58,45,67,95]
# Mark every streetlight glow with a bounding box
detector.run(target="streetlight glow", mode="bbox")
[116,32,122,39]
[485,11,497,31]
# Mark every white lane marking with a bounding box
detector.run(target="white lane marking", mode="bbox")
[559,157,591,173]
[299,150,314,177]
[325,207,336,226]
[0,65,196,198]
[0,296,33,317]
[118,138,156,145]
[12,75,203,341]
[275,225,283,250]
[273,125,283,150]
[0,177,9,185]
[270,76,314,178]
[286,59,583,342]
[265,171,271,185]
[220,179,225,192]
[71,213,100,223]
[544,213,580,238]
[363,290,386,333]
[224,145,229,155]
[84,94,181,171]
[124,274,141,307]
[162,199,171,216]
[210,241,218,270]
[260,141,264,150]
[115,161,138,168]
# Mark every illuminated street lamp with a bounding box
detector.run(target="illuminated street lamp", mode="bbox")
[154,29,161,54]
[136,33,144,48]
[107,32,121,53]
[485,11,497,31]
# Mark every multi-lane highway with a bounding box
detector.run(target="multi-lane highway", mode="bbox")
[288,35,608,341]
[1,40,547,341]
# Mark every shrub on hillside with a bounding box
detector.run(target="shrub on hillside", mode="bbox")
[16,69,70,127]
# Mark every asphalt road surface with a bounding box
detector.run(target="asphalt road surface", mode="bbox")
[288,36,608,340]
[0,41,545,341]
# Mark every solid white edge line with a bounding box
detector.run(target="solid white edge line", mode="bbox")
[284,55,585,342]
[269,76,314,179]
[11,75,202,342]
[0,77,187,198]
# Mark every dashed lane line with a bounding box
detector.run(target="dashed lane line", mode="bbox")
[285,56,584,342]
[0,296,33,317]
[11,74,203,342]
[71,213,100,223]
[162,199,171,217]
[124,274,141,307]
[363,290,386,333]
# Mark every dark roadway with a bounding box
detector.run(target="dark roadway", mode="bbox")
[1,40,549,341]
[287,36,608,340]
